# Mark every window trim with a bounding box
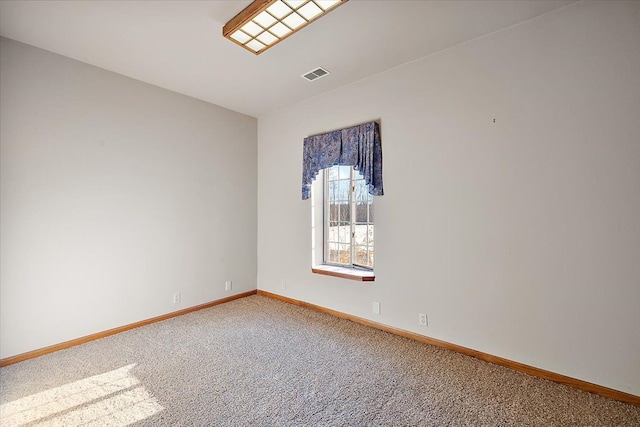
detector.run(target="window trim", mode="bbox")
[311,265,375,282]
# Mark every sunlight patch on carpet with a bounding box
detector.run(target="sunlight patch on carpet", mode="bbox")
[0,364,163,426]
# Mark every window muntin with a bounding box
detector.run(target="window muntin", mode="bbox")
[324,165,374,270]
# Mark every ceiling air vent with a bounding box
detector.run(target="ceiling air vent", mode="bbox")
[302,67,330,82]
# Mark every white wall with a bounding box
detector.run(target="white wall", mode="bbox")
[0,37,257,359]
[257,1,640,395]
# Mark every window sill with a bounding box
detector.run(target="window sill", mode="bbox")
[311,265,375,282]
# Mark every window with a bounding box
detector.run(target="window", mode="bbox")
[303,121,382,281]
[324,165,374,270]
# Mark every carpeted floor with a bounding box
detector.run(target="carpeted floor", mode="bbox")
[1,295,639,426]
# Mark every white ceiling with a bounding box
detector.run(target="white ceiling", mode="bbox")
[0,0,574,118]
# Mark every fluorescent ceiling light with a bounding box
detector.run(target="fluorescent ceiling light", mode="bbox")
[298,2,323,20]
[282,12,306,30]
[285,0,306,8]
[223,0,348,55]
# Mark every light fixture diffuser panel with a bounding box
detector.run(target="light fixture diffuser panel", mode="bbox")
[230,30,251,44]
[284,0,306,8]
[223,0,349,55]
[298,2,323,20]
[246,39,266,52]
[254,11,277,27]
[241,21,263,37]
[283,13,306,30]
[317,0,341,10]
[267,1,292,19]
[257,31,278,46]
[270,22,292,38]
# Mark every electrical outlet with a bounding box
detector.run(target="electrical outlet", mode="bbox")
[225,281,232,291]
[173,293,181,304]
[372,301,380,315]
[281,281,286,290]
[419,313,428,326]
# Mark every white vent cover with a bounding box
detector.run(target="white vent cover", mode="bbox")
[302,67,330,82]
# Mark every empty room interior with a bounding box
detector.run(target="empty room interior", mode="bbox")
[1,0,639,425]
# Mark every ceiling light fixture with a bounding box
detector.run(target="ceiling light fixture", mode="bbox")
[223,0,348,55]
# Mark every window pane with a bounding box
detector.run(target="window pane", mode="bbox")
[339,165,351,179]
[338,225,350,243]
[337,180,350,201]
[328,200,337,225]
[327,222,337,241]
[328,242,339,263]
[330,180,337,199]
[328,165,339,180]
[367,225,374,246]
[355,202,367,223]
[354,245,369,266]
[368,202,374,223]
[354,168,364,180]
[339,201,350,222]
[354,179,367,203]
[353,224,367,245]
[339,244,351,264]
[328,200,337,218]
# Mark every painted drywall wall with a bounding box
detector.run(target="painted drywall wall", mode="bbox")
[257,1,640,395]
[0,37,257,359]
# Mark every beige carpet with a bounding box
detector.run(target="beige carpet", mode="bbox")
[1,295,638,426]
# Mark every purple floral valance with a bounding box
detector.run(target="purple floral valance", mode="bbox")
[302,121,383,200]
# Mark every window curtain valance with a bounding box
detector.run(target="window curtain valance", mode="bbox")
[301,121,383,200]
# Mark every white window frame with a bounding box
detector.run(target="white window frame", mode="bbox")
[323,165,374,270]
[310,169,375,281]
